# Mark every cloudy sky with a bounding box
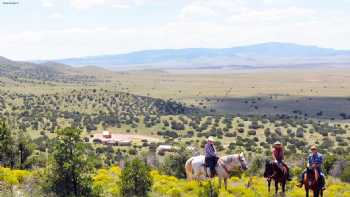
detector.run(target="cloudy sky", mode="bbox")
[1,0,350,60]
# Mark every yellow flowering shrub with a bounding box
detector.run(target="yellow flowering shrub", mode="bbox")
[92,166,122,196]
[1,166,349,196]
[0,167,31,186]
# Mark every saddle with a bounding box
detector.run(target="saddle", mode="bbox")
[306,168,319,185]
[275,162,288,174]
[203,157,220,177]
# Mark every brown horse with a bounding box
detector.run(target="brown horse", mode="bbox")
[264,160,288,196]
[303,167,323,197]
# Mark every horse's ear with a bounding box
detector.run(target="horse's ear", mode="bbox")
[240,152,244,157]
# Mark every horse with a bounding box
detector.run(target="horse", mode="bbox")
[264,160,289,196]
[303,166,323,197]
[185,153,248,189]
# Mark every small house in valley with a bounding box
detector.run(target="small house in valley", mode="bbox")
[90,130,132,146]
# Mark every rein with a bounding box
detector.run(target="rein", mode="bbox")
[219,154,243,175]
[218,159,230,175]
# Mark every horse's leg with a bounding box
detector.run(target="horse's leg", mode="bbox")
[275,179,278,195]
[219,178,222,188]
[268,180,271,193]
[305,188,309,197]
[195,172,202,185]
[314,189,318,197]
[224,178,227,190]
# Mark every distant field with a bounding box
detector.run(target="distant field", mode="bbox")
[111,68,350,99]
[211,96,350,120]
[1,66,350,167]
[4,68,350,119]
[3,68,350,96]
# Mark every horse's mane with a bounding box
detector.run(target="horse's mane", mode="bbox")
[221,154,242,166]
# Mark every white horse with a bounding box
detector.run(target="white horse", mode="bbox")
[185,153,248,189]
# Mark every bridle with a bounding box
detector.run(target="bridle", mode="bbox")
[238,154,246,170]
[217,154,247,176]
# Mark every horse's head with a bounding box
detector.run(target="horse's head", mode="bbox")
[238,152,248,171]
[263,160,273,178]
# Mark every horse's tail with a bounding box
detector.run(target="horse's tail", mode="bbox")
[185,157,193,180]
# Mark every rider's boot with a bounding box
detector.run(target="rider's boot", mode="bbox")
[210,168,215,178]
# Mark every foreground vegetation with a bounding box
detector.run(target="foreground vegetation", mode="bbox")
[1,123,350,196]
[1,165,350,197]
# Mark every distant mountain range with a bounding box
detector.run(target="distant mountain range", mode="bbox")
[38,42,350,71]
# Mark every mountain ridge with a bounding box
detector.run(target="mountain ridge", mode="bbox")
[40,42,350,70]
[0,56,103,83]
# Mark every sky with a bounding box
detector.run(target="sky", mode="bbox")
[1,0,350,60]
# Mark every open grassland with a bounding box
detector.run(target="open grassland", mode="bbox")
[2,68,350,119]
[1,87,349,159]
[2,68,350,98]
[1,68,350,157]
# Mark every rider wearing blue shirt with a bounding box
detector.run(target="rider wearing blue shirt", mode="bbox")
[205,136,218,178]
[308,152,323,167]
[298,145,326,190]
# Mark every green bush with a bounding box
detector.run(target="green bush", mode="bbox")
[120,158,153,197]
[341,164,350,183]
[248,130,256,136]
[160,145,191,178]
[291,166,303,178]
[44,127,94,197]
[197,180,219,197]
[323,154,337,175]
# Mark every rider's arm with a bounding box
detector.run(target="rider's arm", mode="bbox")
[281,148,285,161]
[205,144,216,157]
[307,155,311,168]
[272,148,276,160]
[319,154,324,165]
[317,154,324,168]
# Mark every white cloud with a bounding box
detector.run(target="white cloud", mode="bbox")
[1,0,350,60]
[2,11,349,61]
[112,3,131,8]
[226,7,317,24]
[69,0,149,10]
[70,0,106,10]
[41,0,54,7]
[179,4,217,19]
[49,12,64,19]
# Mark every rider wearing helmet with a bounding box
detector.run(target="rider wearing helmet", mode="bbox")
[205,136,218,178]
[298,145,326,190]
[272,141,292,181]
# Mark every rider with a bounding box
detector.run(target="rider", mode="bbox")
[298,145,326,190]
[272,141,292,181]
[205,136,219,178]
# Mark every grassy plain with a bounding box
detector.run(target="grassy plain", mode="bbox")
[1,67,350,151]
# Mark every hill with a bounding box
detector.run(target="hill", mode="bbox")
[45,42,350,70]
[0,56,101,84]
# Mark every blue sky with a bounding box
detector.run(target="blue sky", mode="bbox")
[1,0,350,60]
